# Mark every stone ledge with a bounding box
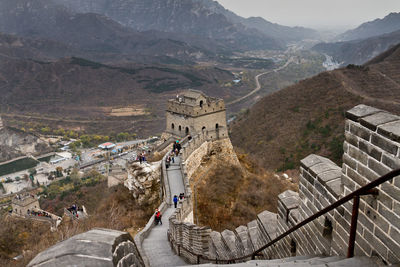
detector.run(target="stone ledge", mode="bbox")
[360,112,400,131]
[300,154,335,170]
[377,120,400,143]
[28,228,136,267]
[345,104,382,122]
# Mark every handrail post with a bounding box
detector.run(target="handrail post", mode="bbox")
[347,195,360,258]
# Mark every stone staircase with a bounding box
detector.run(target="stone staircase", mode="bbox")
[194,255,382,266]
[208,210,278,261]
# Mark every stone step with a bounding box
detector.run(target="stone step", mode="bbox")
[221,229,245,259]
[235,225,254,256]
[256,210,278,241]
[209,231,233,260]
[246,219,269,258]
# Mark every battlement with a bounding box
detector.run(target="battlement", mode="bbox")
[165,90,228,138]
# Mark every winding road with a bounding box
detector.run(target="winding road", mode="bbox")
[227,57,295,106]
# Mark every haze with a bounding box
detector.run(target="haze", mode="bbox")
[216,0,400,31]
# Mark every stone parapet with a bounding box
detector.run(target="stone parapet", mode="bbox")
[340,104,400,263]
[29,228,143,267]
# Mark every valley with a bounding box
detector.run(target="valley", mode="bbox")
[1,1,400,266]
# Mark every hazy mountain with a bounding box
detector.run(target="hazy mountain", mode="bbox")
[337,12,400,41]
[51,0,301,50]
[230,44,400,171]
[313,30,400,66]
[0,55,236,135]
[0,0,218,64]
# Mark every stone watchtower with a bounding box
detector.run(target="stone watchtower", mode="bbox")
[165,90,228,139]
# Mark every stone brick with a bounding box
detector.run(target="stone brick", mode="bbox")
[346,168,368,187]
[345,104,382,122]
[309,163,340,178]
[357,163,379,182]
[342,174,356,191]
[345,132,358,147]
[302,170,315,185]
[394,201,400,214]
[300,154,324,169]
[378,203,400,230]
[360,112,400,131]
[350,123,371,141]
[380,182,400,204]
[357,211,374,233]
[343,153,357,170]
[375,227,400,256]
[349,144,368,165]
[371,235,388,259]
[377,190,393,210]
[381,153,400,170]
[317,169,342,184]
[371,133,398,156]
[377,120,400,143]
[368,158,391,176]
[355,234,372,256]
[326,178,341,198]
[358,140,382,161]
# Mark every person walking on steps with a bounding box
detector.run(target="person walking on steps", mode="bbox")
[173,195,178,208]
[154,209,162,225]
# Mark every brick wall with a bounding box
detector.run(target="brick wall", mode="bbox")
[276,105,400,264]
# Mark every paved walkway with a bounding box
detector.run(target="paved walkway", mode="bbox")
[142,157,187,267]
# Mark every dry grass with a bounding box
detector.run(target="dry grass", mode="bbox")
[194,150,296,232]
[230,45,400,171]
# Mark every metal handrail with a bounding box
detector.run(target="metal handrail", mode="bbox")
[169,168,400,263]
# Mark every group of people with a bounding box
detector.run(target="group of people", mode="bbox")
[67,204,82,218]
[165,152,175,168]
[173,193,185,208]
[172,141,182,156]
[27,209,52,218]
[138,152,147,164]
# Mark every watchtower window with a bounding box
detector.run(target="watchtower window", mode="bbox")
[185,127,189,135]
[216,123,219,129]
[171,123,175,130]
[202,126,206,132]
[200,100,204,108]
[179,126,182,131]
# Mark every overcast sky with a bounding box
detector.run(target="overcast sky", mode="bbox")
[215,0,400,31]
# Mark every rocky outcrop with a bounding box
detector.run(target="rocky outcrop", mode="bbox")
[124,162,161,203]
[0,127,50,162]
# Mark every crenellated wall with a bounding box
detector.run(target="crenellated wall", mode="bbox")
[276,105,400,264]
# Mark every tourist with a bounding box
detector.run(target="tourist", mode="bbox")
[179,193,185,200]
[139,153,143,164]
[173,195,178,208]
[170,152,175,163]
[166,156,170,168]
[154,209,162,225]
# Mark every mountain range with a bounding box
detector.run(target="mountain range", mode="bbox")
[230,44,400,171]
[337,12,400,41]
[312,12,400,66]
[51,0,318,49]
[0,0,219,64]
[313,29,400,66]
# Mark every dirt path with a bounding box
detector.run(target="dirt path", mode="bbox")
[227,57,294,106]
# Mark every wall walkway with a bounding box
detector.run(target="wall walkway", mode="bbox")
[141,157,187,267]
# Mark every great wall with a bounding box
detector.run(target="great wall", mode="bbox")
[28,91,400,266]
